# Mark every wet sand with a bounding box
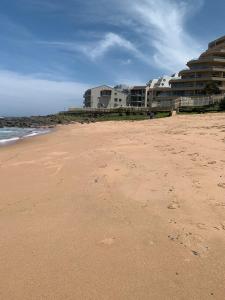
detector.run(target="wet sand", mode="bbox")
[0,113,225,299]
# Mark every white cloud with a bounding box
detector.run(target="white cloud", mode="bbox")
[79,32,140,60]
[0,70,89,116]
[39,0,204,74]
[42,32,147,63]
[62,0,203,73]
[126,0,203,72]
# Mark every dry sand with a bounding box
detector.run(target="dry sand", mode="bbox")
[0,113,225,299]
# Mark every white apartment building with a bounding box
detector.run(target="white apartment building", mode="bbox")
[145,74,180,107]
[83,85,128,108]
[83,75,181,109]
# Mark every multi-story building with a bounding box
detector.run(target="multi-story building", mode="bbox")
[83,85,128,108]
[83,76,180,109]
[146,74,180,107]
[128,86,146,107]
[170,36,225,97]
[83,36,225,110]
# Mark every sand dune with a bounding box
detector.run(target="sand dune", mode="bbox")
[0,113,225,299]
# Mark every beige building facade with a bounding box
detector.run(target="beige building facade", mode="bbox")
[83,85,128,108]
[146,74,180,107]
[170,36,225,97]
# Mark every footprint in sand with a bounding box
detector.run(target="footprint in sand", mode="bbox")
[220,222,225,230]
[188,153,199,157]
[208,161,217,165]
[192,179,201,189]
[168,230,208,257]
[99,164,107,169]
[141,202,149,208]
[215,202,225,207]
[167,201,180,210]
[218,183,225,189]
[169,219,177,224]
[213,222,225,231]
[188,153,200,162]
[195,223,207,230]
[99,237,116,246]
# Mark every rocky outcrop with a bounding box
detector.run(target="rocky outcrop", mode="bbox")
[0,114,84,128]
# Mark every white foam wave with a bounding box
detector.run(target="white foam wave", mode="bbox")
[0,128,51,146]
[0,137,20,144]
[24,129,50,138]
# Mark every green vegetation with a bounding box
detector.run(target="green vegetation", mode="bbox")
[59,111,171,123]
[203,82,220,95]
[92,111,170,121]
[219,98,225,111]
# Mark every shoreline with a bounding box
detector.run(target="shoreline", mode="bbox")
[0,127,54,147]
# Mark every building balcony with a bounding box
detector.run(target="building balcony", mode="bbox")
[170,86,204,91]
[179,66,225,75]
[187,57,225,67]
[171,76,225,84]
[130,95,145,98]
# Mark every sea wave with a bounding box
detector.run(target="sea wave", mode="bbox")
[0,130,14,133]
[0,128,52,146]
[0,137,20,144]
[24,129,50,138]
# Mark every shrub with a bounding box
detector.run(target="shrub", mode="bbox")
[219,98,225,111]
[203,82,220,95]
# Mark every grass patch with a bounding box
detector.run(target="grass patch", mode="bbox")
[60,111,171,123]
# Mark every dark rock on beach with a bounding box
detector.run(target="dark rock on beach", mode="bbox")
[0,114,90,128]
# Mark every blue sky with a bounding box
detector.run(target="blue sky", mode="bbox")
[0,0,224,116]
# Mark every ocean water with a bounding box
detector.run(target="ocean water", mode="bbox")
[0,127,51,145]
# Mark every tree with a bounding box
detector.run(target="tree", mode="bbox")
[203,82,220,95]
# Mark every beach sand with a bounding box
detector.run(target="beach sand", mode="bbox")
[0,113,225,299]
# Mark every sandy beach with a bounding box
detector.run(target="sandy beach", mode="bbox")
[0,113,225,299]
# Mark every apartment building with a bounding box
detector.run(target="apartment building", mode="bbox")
[128,86,146,107]
[170,36,225,96]
[83,85,128,108]
[127,75,179,108]
[83,76,179,109]
[146,74,180,107]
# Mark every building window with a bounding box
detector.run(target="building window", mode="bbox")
[114,98,118,102]
[101,90,111,96]
[119,99,122,102]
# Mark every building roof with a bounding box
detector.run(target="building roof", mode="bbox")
[90,85,113,90]
[209,35,225,49]
[131,86,146,90]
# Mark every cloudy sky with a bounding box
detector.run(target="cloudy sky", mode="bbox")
[0,0,224,116]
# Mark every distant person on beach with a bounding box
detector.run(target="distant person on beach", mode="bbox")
[148,111,154,119]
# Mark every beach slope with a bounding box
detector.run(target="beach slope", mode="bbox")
[0,114,225,299]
